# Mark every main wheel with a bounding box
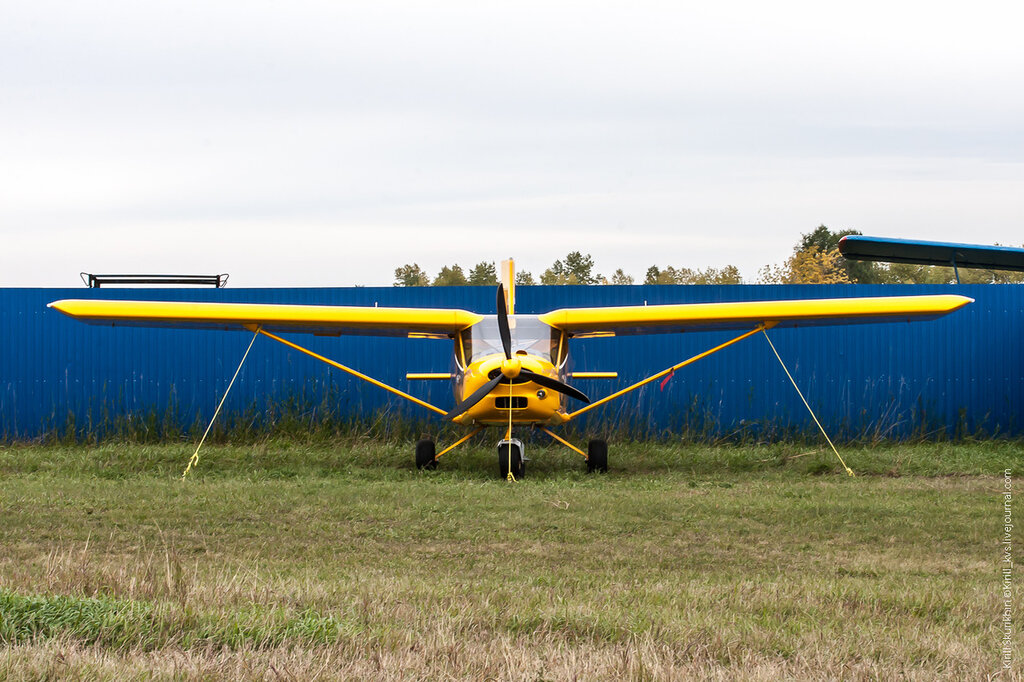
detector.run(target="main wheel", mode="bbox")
[498,442,525,479]
[587,439,608,473]
[415,439,437,470]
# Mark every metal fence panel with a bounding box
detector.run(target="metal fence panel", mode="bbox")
[1,284,1019,441]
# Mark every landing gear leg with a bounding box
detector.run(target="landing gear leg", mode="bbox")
[587,439,608,473]
[415,439,437,470]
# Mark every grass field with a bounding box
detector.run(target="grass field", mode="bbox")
[0,439,1019,680]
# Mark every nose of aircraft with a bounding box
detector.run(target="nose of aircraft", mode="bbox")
[500,357,522,379]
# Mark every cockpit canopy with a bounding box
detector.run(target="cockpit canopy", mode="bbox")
[459,315,562,366]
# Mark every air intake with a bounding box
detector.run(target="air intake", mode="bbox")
[495,396,528,409]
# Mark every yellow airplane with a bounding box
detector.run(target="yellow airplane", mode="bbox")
[48,259,972,478]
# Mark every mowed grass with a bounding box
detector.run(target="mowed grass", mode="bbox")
[0,439,1019,680]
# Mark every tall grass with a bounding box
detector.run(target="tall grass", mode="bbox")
[9,379,1006,446]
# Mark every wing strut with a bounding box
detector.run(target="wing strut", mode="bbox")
[564,324,769,421]
[761,329,854,476]
[538,426,587,459]
[434,426,485,461]
[253,328,448,417]
[182,326,261,479]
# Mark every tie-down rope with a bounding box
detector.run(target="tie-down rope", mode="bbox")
[762,329,854,477]
[182,327,260,479]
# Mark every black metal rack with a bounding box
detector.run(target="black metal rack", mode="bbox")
[80,273,229,288]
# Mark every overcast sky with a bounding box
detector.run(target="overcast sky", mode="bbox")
[2,1,1022,287]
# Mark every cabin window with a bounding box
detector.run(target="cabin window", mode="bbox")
[460,315,561,363]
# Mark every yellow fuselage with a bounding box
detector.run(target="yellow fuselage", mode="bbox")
[452,352,566,425]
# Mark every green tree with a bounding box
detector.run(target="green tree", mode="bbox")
[433,264,468,286]
[644,265,742,284]
[689,265,742,284]
[799,225,886,283]
[515,270,536,286]
[645,265,691,284]
[757,246,852,284]
[540,259,568,285]
[541,252,601,285]
[394,263,430,287]
[563,251,601,285]
[799,224,846,251]
[467,261,498,286]
[539,267,575,285]
[609,268,634,285]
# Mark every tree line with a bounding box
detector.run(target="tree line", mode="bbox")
[394,227,1024,286]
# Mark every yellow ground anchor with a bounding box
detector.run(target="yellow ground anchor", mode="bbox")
[182,327,261,479]
[762,329,854,477]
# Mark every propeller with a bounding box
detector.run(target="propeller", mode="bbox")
[445,374,504,420]
[516,368,589,403]
[446,284,590,420]
[496,282,512,360]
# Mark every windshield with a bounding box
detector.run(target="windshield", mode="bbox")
[461,315,561,364]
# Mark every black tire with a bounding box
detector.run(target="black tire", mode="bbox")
[587,439,608,473]
[415,439,437,470]
[498,443,525,479]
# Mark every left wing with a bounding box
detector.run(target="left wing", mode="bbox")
[47,299,483,338]
[538,294,972,336]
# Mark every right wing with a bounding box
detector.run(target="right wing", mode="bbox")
[47,299,483,338]
[538,294,973,336]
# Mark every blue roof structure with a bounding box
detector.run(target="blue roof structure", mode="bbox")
[839,235,1024,272]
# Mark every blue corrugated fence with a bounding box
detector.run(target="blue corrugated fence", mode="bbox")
[1,284,1020,440]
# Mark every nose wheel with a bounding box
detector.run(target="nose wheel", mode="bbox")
[498,439,525,479]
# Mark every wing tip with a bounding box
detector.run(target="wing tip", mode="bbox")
[951,295,975,310]
[47,299,84,315]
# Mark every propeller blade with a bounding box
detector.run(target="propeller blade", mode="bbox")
[445,374,504,420]
[496,283,512,360]
[519,369,590,404]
